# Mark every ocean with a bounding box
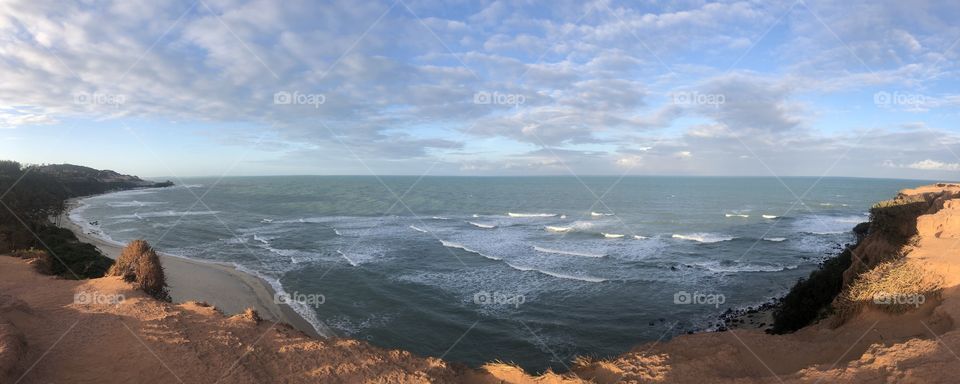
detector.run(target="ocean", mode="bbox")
[68,176,923,372]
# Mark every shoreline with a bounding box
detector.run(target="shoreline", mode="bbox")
[60,194,328,339]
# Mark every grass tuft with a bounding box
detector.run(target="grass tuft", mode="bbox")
[833,260,942,325]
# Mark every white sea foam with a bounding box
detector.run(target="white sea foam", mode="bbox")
[544,221,593,233]
[337,250,359,266]
[261,218,274,223]
[533,246,605,258]
[672,233,736,243]
[439,240,502,260]
[633,235,648,240]
[468,221,496,229]
[762,215,778,219]
[793,215,865,235]
[602,233,625,239]
[431,216,449,220]
[507,212,557,218]
[109,210,219,219]
[67,202,125,247]
[409,225,428,233]
[695,261,797,273]
[251,235,299,257]
[763,237,787,242]
[106,201,166,208]
[506,262,607,282]
[231,263,332,337]
[591,212,614,217]
[725,213,750,218]
[253,234,271,244]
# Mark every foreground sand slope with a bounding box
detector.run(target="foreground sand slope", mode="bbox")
[4,184,960,383]
[0,258,475,384]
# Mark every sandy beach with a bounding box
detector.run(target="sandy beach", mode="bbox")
[59,196,326,339]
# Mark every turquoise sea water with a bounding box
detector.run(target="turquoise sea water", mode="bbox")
[69,176,923,372]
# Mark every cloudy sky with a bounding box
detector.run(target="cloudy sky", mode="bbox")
[1,0,958,179]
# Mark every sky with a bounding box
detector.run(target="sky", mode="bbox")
[0,0,959,179]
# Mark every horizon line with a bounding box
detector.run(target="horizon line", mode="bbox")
[145,174,951,183]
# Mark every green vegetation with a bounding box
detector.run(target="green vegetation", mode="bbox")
[36,226,113,278]
[869,196,929,245]
[0,160,170,279]
[770,247,853,334]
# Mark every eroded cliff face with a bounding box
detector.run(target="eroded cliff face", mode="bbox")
[567,183,960,383]
[4,184,960,384]
[842,184,960,287]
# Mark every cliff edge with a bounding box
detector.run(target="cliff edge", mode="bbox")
[4,184,960,383]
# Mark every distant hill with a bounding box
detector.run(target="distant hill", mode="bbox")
[27,163,173,196]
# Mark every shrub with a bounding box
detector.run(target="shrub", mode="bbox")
[834,260,942,324]
[770,248,852,334]
[108,240,171,302]
[34,226,112,279]
[240,308,262,324]
[12,248,52,274]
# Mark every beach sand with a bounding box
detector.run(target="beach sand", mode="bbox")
[58,198,326,339]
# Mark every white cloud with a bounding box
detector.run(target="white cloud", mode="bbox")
[906,159,960,171]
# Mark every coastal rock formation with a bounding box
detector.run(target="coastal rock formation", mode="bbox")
[3,183,960,383]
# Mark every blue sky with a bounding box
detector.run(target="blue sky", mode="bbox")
[0,0,959,179]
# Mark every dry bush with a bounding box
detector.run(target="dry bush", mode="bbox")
[107,240,148,279]
[834,260,942,325]
[240,308,262,324]
[107,240,171,302]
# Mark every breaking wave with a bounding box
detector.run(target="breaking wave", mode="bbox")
[672,233,736,243]
[439,240,502,260]
[468,221,496,229]
[505,262,607,282]
[533,246,605,258]
[507,212,557,218]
